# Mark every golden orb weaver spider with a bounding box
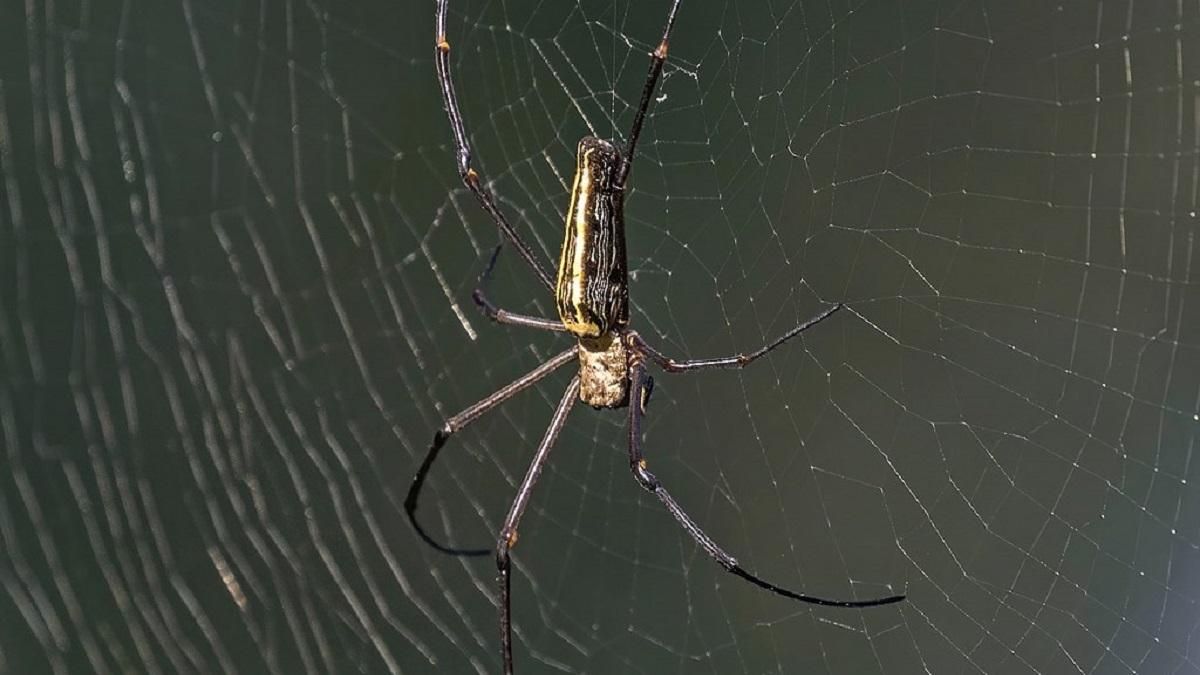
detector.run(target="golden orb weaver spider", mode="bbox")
[408,1,906,672]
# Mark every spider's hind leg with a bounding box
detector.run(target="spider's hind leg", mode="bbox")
[435,0,555,289]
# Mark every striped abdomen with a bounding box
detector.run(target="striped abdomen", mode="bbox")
[555,137,629,338]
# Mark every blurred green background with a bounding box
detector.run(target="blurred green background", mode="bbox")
[1,0,1198,673]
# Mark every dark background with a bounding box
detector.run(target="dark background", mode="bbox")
[1,0,1198,673]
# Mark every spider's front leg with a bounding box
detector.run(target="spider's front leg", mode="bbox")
[495,376,580,675]
[624,360,905,608]
[404,347,576,556]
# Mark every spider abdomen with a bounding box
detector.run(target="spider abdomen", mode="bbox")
[577,334,629,408]
[556,137,629,338]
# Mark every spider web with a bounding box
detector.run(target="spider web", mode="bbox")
[1,0,1198,673]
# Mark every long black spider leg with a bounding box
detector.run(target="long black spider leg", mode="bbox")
[626,361,905,608]
[404,347,577,556]
[472,243,568,332]
[616,0,684,189]
[632,302,843,372]
[497,376,580,675]
[435,0,554,290]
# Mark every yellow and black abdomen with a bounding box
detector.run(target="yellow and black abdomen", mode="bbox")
[555,137,630,338]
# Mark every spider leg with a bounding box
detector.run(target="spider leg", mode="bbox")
[473,244,568,332]
[625,361,905,608]
[616,0,684,189]
[405,347,577,556]
[632,303,842,372]
[497,376,580,675]
[435,0,554,290]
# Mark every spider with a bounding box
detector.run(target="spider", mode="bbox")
[409,1,905,672]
